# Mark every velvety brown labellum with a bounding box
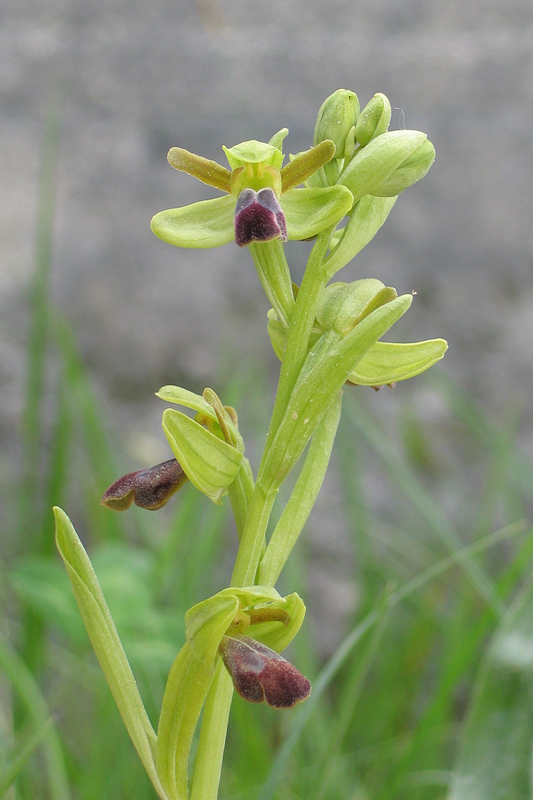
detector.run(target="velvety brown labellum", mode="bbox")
[219,634,311,709]
[101,458,188,511]
[234,188,287,247]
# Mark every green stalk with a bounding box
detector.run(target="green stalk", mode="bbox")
[249,240,295,326]
[230,481,278,587]
[263,228,332,460]
[190,662,234,800]
[192,232,337,799]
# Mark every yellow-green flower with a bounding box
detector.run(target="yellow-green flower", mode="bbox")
[151,131,354,249]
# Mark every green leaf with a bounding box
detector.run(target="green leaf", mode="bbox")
[347,338,448,385]
[258,392,342,585]
[53,507,167,800]
[281,185,353,240]
[260,295,413,487]
[323,194,397,278]
[448,572,533,800]
[156,642,214,800]
[162,408,242,503]
[151,194,235,249]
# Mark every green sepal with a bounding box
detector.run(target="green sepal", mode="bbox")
[53,508,167,800]
[338,130,430,204]
[157,385,241,448]
[162,409,242,503]
[260,295,413,487]
[323,194,397,278]
[151,194,235,249]
[223,140,284,171]
[347,339,448,385]
[280,185,353,240]
[185,586,284,661]
[157,385,217,419]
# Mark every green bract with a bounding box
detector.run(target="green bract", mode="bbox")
[267,279,447,389]
[151,136,354,248]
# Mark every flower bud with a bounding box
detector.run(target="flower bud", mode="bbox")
[101,458,188,511]
[338,130,432,205]
[316,279,397,336]
[313,89,360,158]
[370,138,435,197]
[234,187,287,247]
[313,89,359,185]
[219,634,311,709]
[354,93,391,147]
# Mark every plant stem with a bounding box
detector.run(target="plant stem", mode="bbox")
[192,231,334,799]
[190,662,234,800]
[262,228,332,462]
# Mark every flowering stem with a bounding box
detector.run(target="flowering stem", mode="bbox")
[190,661,233,800]
[193,231,337,800]
[230,481,278,587]
[249,241,295,327]
[263,227,333,463]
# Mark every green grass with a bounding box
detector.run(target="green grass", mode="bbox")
[3,111,533,799]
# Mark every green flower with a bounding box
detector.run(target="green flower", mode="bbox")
[151,132,354,249]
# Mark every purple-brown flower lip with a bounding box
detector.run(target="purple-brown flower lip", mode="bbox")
[101,458,188,511]
[234,187,288,247]
[219,634,311,709]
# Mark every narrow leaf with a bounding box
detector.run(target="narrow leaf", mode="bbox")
[260,295,412,487]
[53,507,167,800]
[258,392,342,585]
[448,572,533,800]
[323,195,397,278]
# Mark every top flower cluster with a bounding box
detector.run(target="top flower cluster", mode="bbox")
[151,90,435,251]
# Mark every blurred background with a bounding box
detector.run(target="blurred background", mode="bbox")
[2,0,533,798]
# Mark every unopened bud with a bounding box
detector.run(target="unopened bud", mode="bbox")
[234,187,287,247]
[354,93,391,147]
[313,89,359,185]
[370,138,435,197]
[314,89,360,157]
[101,458,188,511]
[338,130,432,204]
[219,634,311,709]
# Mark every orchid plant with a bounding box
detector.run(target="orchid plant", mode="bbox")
[54,89,447,800]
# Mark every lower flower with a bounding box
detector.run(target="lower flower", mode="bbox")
[219,633,311,709]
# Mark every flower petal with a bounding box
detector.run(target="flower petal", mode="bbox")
[151,194,235,249]
[347,339,448,386]
[281,186,353,241]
